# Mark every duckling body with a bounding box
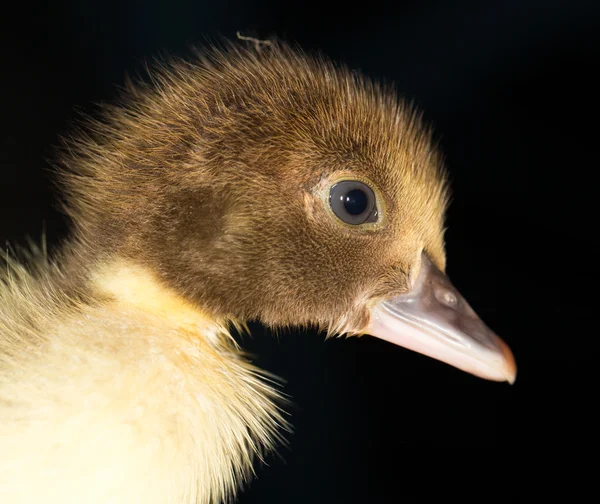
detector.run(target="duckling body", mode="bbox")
[0,43,515,503]
[1,259,282,503]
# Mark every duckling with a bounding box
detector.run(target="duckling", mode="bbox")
[0,42,516,504]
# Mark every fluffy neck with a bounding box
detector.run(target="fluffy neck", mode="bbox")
[92,260,221,332]
[0,258,285,504]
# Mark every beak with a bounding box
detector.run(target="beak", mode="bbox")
[367,253,517,383]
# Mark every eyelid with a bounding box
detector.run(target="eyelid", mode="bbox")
[329,180,377,225]
[313,173,388,231]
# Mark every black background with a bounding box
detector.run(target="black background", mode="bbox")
[1,0,598,501]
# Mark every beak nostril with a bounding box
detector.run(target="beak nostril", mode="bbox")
[435,289,457,308]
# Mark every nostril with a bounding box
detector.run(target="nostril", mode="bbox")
[435,288,457,308]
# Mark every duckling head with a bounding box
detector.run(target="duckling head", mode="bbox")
[62,43,516,383]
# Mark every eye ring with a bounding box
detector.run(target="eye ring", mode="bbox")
[329,180,378,225]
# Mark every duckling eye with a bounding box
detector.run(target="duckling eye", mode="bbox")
[329,181,378,225]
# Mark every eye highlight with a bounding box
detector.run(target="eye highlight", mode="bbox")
[329,180,378,225]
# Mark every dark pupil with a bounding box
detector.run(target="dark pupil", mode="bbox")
[343,189,368,215]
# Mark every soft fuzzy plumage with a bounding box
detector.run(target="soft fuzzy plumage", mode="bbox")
[0,254,286,503]
[0,42,449,503]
